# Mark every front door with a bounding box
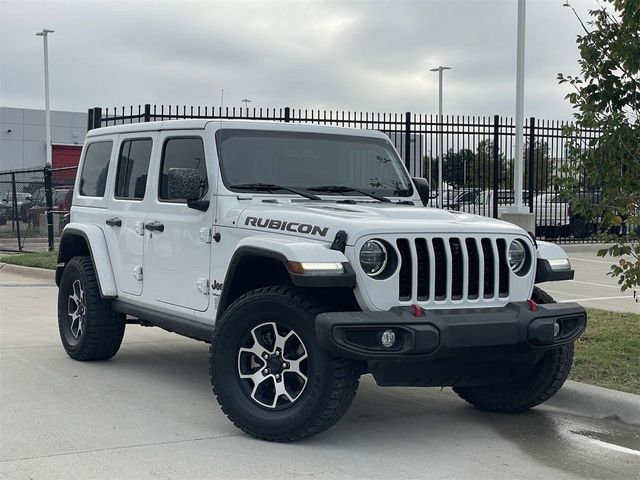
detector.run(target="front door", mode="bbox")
[143,133,212,312]
[105,133,156,296]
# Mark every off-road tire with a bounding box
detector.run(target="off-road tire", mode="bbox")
[57,256,125,361]
[453,287,574,413]
[210,286,359,442]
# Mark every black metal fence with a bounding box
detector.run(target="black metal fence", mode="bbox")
[0,165,76,253]
[88,104,602,242]
[0,104,601,253]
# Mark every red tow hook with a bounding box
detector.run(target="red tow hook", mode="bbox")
[527,299,538,312]
[412,304,423,317]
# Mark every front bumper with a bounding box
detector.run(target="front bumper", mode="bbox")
[316,302,586,360]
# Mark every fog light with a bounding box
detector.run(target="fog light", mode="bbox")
[554,321,561,338]
[380,329,396,348]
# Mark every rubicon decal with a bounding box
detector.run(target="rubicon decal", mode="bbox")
[245,217,329,237]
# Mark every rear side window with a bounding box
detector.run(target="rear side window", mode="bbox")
[115,139,153,200]
[79,141,112,197]
[159,137,208,201]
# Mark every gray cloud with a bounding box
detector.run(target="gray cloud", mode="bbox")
[0,0,597,120]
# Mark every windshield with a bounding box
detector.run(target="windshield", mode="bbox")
[216,129,413,197]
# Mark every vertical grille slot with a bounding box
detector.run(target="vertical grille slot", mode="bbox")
[496,238,510,297]
[465,238,479,299]
[481,238,495,298]
[396,239,412,301]
[432,238,447,301]
[415,238,429,300]
[449,238,463,300]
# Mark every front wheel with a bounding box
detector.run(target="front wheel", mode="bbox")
[453,287,574,413]
[210,286,359,442]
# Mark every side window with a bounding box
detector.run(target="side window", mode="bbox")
[159,137,208,201]
[115,138,152,200]
[79,141,112,197]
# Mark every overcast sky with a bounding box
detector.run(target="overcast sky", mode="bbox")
[1,0,597,120]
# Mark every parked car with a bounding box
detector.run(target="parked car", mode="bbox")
[449,189,480,211]
[0,192,32,224]
[27,187,74,228]
[532,193,571,238]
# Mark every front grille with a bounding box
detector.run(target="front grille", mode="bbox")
[396,236,511,303]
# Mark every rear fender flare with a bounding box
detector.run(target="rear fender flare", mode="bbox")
[57,223,117,298]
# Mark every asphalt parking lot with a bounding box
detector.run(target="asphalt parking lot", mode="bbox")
[543,245,639,314]
[1,251,639,480]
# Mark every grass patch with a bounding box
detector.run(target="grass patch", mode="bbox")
[571,308,640,394]
[0,250,57,270]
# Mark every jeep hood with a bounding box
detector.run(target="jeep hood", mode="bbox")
[235,200,528,245]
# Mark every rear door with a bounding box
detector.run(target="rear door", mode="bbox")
[143,133,212,311]
[105,133,156,296]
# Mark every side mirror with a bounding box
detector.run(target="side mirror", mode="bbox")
[167,168,209,212]
[412,177,430,206]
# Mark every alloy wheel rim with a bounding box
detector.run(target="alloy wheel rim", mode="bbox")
[237,322,309,409]
[67,280,86,339]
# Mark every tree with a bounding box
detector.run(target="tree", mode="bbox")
[557,0,640,291]
[524,140,553,192]
[443,148,475,186]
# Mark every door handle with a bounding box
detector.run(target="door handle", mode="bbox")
[106,217,122,227]
[144,221,165,232]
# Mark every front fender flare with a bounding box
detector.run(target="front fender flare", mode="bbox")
[57,223,117,298]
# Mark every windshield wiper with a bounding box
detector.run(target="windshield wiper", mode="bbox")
[308,185,391,203]
[229,183,321,201]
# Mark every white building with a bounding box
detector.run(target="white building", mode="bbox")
[0,107,88,171]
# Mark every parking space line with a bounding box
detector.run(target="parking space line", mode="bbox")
[567,280,620,289]
[568,257,614,264]
[560,295,633,302]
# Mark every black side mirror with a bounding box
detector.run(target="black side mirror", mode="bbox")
[412,177,430,206]
[167,168,209,212]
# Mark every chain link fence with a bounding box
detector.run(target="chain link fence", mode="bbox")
[0,165,76,253]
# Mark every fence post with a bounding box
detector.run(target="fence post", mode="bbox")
[404,112,411,172]
[93,107,102,129]
[144,104,151,123]
[284,107,291,123]
[44,166,54,251]
[527,117,535,214]
[86,108,94,132]
[492,115,500,219]
[11,173,22,251]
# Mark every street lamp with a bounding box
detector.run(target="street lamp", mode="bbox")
[430,66,451,208]
[241,98,252,109]
[36,28,54,167]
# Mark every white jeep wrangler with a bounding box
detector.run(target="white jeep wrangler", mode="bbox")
[56,119,586,442]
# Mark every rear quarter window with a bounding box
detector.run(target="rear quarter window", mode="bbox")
[79,141,113,197]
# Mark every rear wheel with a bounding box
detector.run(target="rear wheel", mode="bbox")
[57,256,125,361]
[210,286,359,442]
[453,287,574,413]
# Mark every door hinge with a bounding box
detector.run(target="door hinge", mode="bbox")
[196,278,210,295]
[132,266,143,281]
[199,227,212,244]
[134,221,145,236]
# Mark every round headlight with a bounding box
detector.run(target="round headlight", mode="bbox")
[360,240,388,277]
[508,240,527,274]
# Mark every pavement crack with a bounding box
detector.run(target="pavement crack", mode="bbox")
[0,432,245,463]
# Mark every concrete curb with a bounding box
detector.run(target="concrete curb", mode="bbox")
[545,380,640,426]
[0,262,55,282]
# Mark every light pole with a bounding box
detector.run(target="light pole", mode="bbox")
[513,0,526,212]
[241,98,252,110]
[36,28,54,167]
[430,66,451,208]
